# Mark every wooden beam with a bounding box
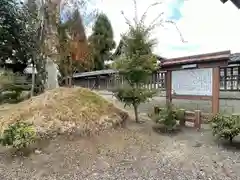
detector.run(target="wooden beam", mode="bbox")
[165,71,172,104]
[212,67,220,115]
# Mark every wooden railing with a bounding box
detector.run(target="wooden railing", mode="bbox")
[74,65,240,92]
[220,65,240,91]
[2,65,238,92]
[73,71,166,90]
[182,110,212,129]
[154,107,212,130]
[1,75,32,91]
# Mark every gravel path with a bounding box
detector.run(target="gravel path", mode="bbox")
[0,93,240,180]
[0,120,240,180]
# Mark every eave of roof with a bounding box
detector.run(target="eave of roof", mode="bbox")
[161,50,231,67]
[229,53,240,63]
[73,69,118,78]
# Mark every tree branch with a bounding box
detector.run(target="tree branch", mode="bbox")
[165,20,187,43]
[133,0,138,27]
[121,0,186,43]
[140,2,162,25]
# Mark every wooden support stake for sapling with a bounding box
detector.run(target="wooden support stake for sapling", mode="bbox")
[178,109,186,126]
[194,110,201,130]
[154,106,160,114]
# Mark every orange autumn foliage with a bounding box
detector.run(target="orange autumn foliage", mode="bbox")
[68,10,93,70]
[71,38,89,62]
[70,33,93,71]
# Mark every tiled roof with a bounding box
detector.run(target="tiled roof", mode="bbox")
[161,50,231,67]
[72,51,240,78]
[229,53,240,63]
[73,69,118,78]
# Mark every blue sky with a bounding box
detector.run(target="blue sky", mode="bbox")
[60,0,96,26]
[167,0,184,21]
[63,0,240,58]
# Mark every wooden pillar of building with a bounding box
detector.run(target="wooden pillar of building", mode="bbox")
[165,71,172,104]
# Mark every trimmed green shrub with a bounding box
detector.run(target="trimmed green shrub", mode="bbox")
[152,103,178,132]
[211,114,240,142]
[0,122,36,150]
[114,86,156,123]
[175,108,185,126]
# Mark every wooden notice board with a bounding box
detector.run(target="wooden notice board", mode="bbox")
[161,50,230,115]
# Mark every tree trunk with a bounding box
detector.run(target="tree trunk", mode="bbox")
[229,136,233,143]
[67,76,72,87]
[133,104,139,123]
[30,63,35,97]
[64,59,68,86]
[65,77,68,86]
[69,57,73,87]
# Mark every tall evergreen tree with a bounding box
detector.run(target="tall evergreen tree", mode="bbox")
[89,13,115,70]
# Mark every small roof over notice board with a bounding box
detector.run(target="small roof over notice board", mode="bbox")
[160,50,231,70]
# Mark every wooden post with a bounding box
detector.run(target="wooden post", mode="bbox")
[194,110,201,130]
[212,67,220,115]
[87,78,90,89]
[178,109,186,126]
[166,71,172,104]
[154,72,157,89]
[67,76,70,87]
[106,77,108,89]
[154,106,160,114]
[30,63,35,97]
[97,75,100,89]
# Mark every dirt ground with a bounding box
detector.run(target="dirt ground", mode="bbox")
[0,103,12,115]
[0,119,240,180]
[0,94,240,180]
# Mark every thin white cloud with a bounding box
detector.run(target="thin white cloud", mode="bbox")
[94,0,169,44]
[175,0,240,56]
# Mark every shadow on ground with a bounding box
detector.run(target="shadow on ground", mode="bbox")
[216,138,240,151]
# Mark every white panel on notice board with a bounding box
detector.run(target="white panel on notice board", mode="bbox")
[171,68,213,96]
